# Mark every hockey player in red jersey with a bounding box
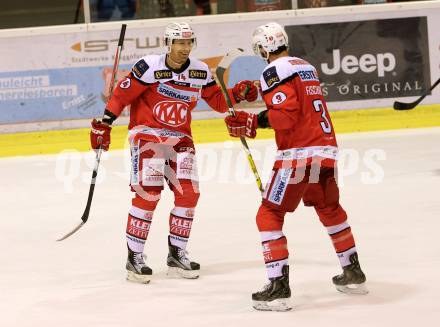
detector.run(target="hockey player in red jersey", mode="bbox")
[90,22,258,284]
[225,22,367,311]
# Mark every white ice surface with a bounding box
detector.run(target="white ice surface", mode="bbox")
[1,128,440,327]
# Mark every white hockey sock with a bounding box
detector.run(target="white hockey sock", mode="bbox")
[126,206,153,253]
[337,247,358,267]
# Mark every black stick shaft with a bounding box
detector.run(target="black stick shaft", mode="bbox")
[394,77,440,110]
[57,24,127,241]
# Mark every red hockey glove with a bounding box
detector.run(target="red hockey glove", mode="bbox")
[90,119,112,151]
[224,111,257,139]
[232,80,258,102]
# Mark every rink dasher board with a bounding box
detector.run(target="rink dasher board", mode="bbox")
[0,1,439,126]
[1,105,439,158]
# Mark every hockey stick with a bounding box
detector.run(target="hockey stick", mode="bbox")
[57,24,127,241]
[73,0,82,23]
[215,48,264,194]
[393,77,440,110]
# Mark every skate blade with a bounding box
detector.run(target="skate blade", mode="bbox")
[167,266,199,279]
[335,282,368,295]
[252,298,292,312]
[126,271,151,284]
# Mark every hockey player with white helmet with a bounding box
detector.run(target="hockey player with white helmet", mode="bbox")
[225,22,368,311]
[90,22,258,284]
[251,22,289,61]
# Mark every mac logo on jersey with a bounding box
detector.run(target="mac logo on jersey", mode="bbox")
[153,101,188,127]
[272,91,287,105]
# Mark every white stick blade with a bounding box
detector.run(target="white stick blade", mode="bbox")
[217,48,244,70]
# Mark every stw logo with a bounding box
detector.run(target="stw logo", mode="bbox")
[153,101,189,127]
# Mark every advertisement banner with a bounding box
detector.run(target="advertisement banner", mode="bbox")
[0,26,264,124]
[285,17,431,101]
[0,67,120,123]
[0,3,439,127]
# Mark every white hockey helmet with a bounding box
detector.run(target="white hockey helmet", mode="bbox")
[164,22,197,51]
[252,22,288,60]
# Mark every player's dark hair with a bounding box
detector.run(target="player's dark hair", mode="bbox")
[270,45,288,56]
[171,39,195,45]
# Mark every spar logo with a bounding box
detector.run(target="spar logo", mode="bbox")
[321,49,396,78]
[269,168,291,205]
[153,101,188,127]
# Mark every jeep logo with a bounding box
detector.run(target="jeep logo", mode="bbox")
[153,101,188,127]
[321,49,396,77]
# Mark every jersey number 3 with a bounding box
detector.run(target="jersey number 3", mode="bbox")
[312,99,332,134]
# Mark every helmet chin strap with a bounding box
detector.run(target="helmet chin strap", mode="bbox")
[258,45,269,61]
[165,39,171,53]
[263,50,270,62]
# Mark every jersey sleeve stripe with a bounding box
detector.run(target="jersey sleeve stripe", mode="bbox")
[202,80,217,88]
[130,72,153,86]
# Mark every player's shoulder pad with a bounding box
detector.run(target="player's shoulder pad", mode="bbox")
[131,55,162,84]
[260,56,319,93]
[287,56,320,84]
[187,58,213,86]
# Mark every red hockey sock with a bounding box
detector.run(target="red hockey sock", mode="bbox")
[126,206,153,253]
[260,231,289,279]
[169,206,195,249]
[326,222,357,267]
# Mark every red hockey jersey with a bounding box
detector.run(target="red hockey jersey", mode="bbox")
[260,56,338,168]
[106,54,232,137]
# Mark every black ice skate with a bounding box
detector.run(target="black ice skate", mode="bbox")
[252,265,292,312]
[126,246,152,284]
[166,238,200,279]
[332,252,368,295]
